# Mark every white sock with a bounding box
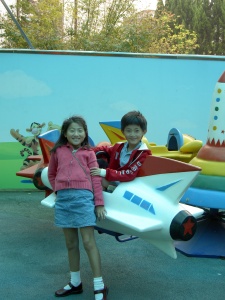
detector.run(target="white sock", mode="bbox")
[71,271,81,287]
[63,284,71,291]
[94,277,104,300]
[64,271,81,290]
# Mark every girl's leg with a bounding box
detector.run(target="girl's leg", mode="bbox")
[80,226,101,277]
[63,228,80,271]
[55,228,83,297]
[80,227,108,299]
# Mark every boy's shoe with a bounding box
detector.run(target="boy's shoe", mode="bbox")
[107,185,116,193]
[55,282,83,297]
[94,286,109,300]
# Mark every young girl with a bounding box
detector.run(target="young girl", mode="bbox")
[48,116,108,300]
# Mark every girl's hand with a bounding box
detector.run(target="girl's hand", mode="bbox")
[95,206,107,220]
[90,167,101,176]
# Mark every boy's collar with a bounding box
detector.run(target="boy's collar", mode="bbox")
[139,142,149,150]
[124,141,143,152]
[118,141,149,151]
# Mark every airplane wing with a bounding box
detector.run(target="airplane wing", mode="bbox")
[106,210,162,232]
[179,203,204,218]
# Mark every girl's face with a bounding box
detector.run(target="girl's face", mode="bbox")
[122,124,146,150]
[64,122,86,149]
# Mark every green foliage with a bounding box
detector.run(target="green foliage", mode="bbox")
[211,0,225,54]
[155,0,166,18]
[192,0,213,54]
[64,0,136,51]
[120,11,198,54]
[164,0,225,55]
[0,0,198,54]
[0,0,65,49]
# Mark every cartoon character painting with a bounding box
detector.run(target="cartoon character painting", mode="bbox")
[47,121,61,131]
[10,122,45,170]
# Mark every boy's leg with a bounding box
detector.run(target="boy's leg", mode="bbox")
[102,178,109,190]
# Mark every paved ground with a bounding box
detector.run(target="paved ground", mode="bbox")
[0,191,224,300]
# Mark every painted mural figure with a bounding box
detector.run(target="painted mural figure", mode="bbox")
[10,122,45,170]
[47,121,61,131]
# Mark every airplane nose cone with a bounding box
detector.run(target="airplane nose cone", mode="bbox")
[33,167,49,190]
[170,210,197,241]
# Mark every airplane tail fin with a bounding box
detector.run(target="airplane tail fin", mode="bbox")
[143,238,177,259]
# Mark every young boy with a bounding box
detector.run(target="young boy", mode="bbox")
[90,111,151,190]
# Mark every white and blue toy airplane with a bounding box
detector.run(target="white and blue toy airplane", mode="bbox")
[17,130,204,259]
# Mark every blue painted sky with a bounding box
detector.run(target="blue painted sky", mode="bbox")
[1,50,225,146]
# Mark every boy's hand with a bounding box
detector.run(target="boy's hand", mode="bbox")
[90,167,101,176]
[95,206,107,220]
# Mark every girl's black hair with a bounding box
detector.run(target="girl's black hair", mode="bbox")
[50,116,89,152]
[121,111,147,131]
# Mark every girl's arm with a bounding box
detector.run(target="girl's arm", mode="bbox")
[48,152,58,192]
[88,151,105,207]
[95,206,107,220]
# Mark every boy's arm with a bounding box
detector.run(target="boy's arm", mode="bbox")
[92,145,112,155]
[105,150,151,182]
[92,144,114,168]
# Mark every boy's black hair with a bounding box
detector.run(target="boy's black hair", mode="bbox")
[50,115,89,152]
[121,111,147,131]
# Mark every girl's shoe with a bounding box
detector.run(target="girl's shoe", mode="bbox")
[55,282,83,297]
[94,286,109,300]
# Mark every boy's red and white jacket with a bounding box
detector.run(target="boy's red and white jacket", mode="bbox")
[93,142,151,182]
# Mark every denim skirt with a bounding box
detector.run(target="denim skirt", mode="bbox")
[55,189,96,228]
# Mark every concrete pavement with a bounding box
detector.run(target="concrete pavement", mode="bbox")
[0,191,224,300]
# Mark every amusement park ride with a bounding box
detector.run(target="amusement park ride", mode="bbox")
[16,71,225,259]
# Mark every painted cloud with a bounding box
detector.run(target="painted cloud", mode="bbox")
[0,70,52,99]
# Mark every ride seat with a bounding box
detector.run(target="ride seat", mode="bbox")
[167,128,184,151]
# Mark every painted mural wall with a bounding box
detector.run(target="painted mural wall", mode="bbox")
[1,49,225,190]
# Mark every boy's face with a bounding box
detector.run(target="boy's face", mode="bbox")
[122,125,146,149]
